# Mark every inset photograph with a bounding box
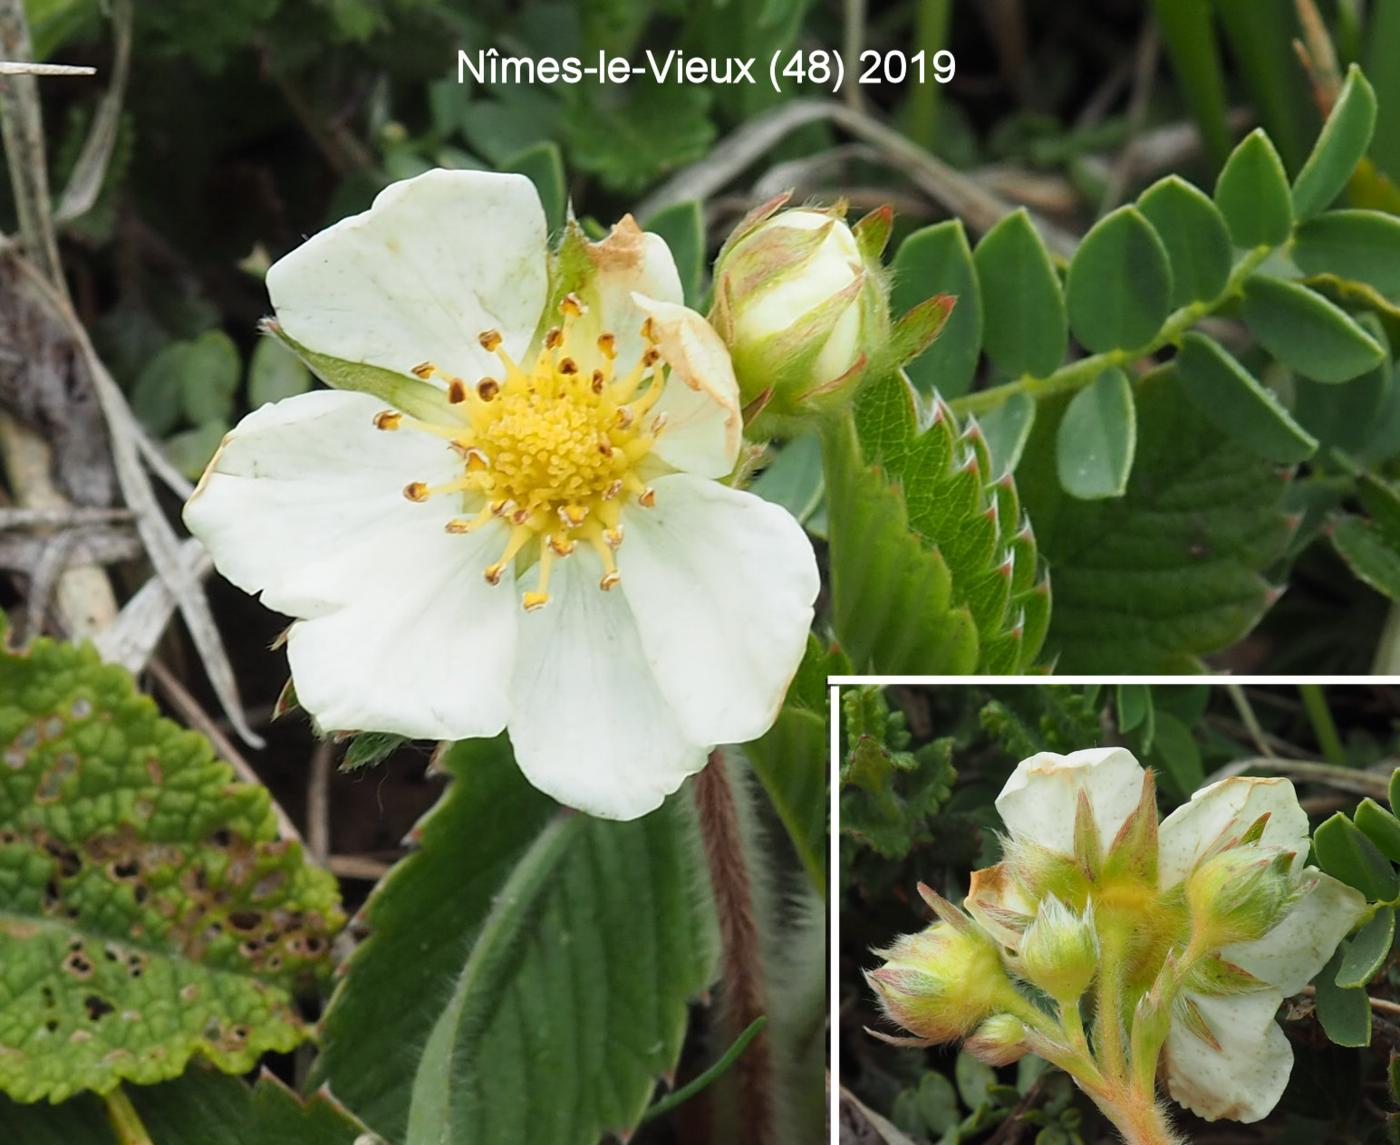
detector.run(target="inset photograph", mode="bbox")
[838,682,1399,1144]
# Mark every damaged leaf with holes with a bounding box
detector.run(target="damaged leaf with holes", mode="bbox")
[0,622,343,1103]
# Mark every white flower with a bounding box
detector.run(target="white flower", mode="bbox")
[182,170,819,821]
[968,748,1366,1124]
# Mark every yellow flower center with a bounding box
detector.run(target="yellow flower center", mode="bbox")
[377,294,666,612]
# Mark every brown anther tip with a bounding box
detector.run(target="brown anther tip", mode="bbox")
[615,406,634,429]
[490,499,510,516]
[465,449,488,472]
[478,329,503,351]
[522,592,550,613]
[511,508,529,525]
[477,378,500,402]
[641,347,662,368]
[548,535,576,556]
[639,488,656,508]
[599,571,621,591]
[544,326,564,350]
[558,357,579,375]
[483,564,504,585]
[403,482,429,502]
[597,332,617,360]
[560,292,585,317]
[605,527,623,548]
[602,479,623,500]
[590,369,606,393]
[372,410,402,430]
[650,413,669,434]
[411,361,436,379]
[641,316,657,342]
[444,519,471,534]
[447,379,467,403]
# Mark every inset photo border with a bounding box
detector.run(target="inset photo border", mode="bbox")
[831,676,1400,1145]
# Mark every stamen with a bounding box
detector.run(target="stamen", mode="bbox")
[641,346,662,368]
[411,361,437,379]
[405,475,474,502]
[591,369,606,394]
[602,479,623,500]
[597,332,617,360]
[477,378,500,402]
[484,525,535,585]
[522,548,557,612]
[478,330,503,352]
[558,504,588,527]
[558,357,579,375]
[373,410,402,431]
[445,506,496,534]
[651,413,669,435]
[615,406,635,429]
[560,293,585,318]
[641,316,658,343]
[403,482,428,502]
[604,526,623,548]
[544,327,564,351]
[448,379,467,404]
[639,488,656,508]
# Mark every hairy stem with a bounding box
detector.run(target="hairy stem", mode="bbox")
[103,1086,154,1145]
[1094,927,1130,1082]
[694,753,774,1145]
[950,244,1274,418]
[1092,1084,1184,1145]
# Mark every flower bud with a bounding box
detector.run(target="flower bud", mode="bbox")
[1186,845,1297,947]
[965,1013,1030,1066]
[867,922,1013,1042]
[1017,895,1099,1003]
[710,201,891,435]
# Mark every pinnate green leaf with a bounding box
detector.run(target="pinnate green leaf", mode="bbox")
[972,209,1066,378]
[1214,129,1293,248]
[312,738,716,1145]
[1018,367,1293,672]
[1136,175,1232,306]
[894,220,983,398]
[0,630,342,1104]
[1293,210,1400,297]
[1292,65,1378,220]
[1174,332,1317,463]
[1066,207,1172,352]
[1055,367,1135,499]
[1241,274,1385,383]
[1313,811,1400,900]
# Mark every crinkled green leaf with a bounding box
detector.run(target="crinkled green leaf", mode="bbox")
[565,83,714,194]
[1055,366,1135,499]
[1292,65,1378,221]
[1314,812,1400,901]
[1019,367,1292,672]
[1066,207,1172,352]
[312,738,716,1145]
[1293,210,1400,298]
[1241,274,1385,383]
[1175,332,1317,463]
[0,630,342,1104]
[1136,175,1232,306]
[972,209,1066,378]
[1335,907,1394,989]
[1214,129,1293,249]
[894,220,983,398]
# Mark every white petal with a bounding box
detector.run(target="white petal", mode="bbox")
[1221,868,1367,995]
[634,295,743,478]
[183,389,465,617]
[266,169,547,384]
[1158,776,1310,888]
[507,552,705,820]
[994,748,1147,856]
[583,215,683,372]
[1164,990,1292,1123]
[616,473,818,748]
[285,512,518,740]
[964,863,1035,951]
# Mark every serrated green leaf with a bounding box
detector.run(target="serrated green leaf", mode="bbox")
[1019,367,1292,672]
[0,636,342,1104]
[0,1068,374,1144]
[979,390,1036,475]
[502,141,567,235]
[1214,129,1293,249]
[1293,210,1400,298]
[1315,945,1372,1047]
[1066,207,1172,353]
[894,220,983,398]
[312,738,716,1145]
[1174,332,1317,463]
[247,337,312,408]
[973,209,1066,378]
[1336,907,1395,988]
[340,731,408,772]
[1242,274,1385,383]
[1356,799,1400,864]
[1314,812,1400,900]
[644,199,705,307]
[1137,175,1232,306]
[1331,513,1400,601]
[1293,65,1378,221]
[1055,367,1135,499]
[565,83,714,194]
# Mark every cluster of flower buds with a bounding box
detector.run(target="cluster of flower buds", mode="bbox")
[709,195,954,437]
[866,748,1367,1139]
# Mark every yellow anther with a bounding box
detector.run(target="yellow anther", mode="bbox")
[615,406,634,429]
[559,504,588,527]
[597,438,614,457]
[411,361,437,379]
[548,535,576,556]
[605,526,624,548]
[597,332,617,360]
[445,506,495,535]
[479,329,503,352]
[591,369,606,394]
[560,292,585,318]
[403,482,429,502]
[641,316,658,343]
[477,378,500,402]
[522,592,550,612]
[651,413,669,434]
[544,326,563,351]
[639,488,656,508]
[483,563,506,585]
[600,570,621,590]
[602,479,623,500]
[448,379,467,404]
[373,410,402,431]
[466,449,489,473]
[641,346,662,368]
